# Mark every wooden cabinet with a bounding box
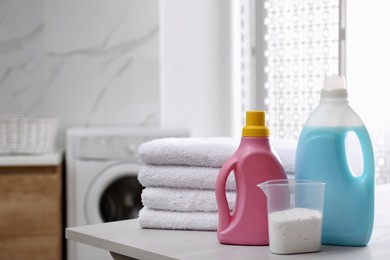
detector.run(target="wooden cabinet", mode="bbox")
[0,155,63,260]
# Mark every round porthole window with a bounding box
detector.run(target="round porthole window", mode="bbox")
[84,163,143,225]
[99,175,143,222]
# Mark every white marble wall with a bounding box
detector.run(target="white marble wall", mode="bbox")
[0,0,160,149]
[0,0,45,115]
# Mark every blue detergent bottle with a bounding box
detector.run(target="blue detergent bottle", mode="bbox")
[295,75,375,246]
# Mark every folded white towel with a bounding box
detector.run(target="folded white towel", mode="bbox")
[138,137,239,168]
[138,137,296,173]
[271,138,297,174]
[141,187,236,212]
[138,207,218,231]
[138,165,236,190]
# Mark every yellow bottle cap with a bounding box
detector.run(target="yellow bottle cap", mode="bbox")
[242,110,270,137]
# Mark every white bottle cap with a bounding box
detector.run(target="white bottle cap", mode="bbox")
[321,75,348,98]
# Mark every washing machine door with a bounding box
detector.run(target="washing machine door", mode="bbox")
[84,163,143,224]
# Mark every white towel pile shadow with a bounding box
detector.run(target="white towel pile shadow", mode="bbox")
[137,137,296,231]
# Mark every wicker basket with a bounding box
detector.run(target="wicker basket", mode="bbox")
[0,117,59,155]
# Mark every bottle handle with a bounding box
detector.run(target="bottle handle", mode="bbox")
[215,158,237,231]
[348,128,375,182]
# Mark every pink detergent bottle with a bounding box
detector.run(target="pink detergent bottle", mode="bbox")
[216,110,287,245]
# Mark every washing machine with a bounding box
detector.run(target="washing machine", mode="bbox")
[65,126,188,260]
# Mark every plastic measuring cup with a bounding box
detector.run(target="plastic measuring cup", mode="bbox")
[258,180,326,254]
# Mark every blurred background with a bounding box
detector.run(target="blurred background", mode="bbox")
[1,0,387,183]
[0,0,160,149]
[1,0,389,259]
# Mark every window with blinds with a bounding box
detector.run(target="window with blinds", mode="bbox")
[263,0,340,141]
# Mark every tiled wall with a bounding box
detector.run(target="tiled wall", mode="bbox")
[0,0,160,149]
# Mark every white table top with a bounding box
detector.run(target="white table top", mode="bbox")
[66,184,390,260]
[0,151,63,166]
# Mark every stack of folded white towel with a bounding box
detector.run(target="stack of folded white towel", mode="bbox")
[137,137,296,231]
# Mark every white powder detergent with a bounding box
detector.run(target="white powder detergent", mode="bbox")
[268,207,323,254]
